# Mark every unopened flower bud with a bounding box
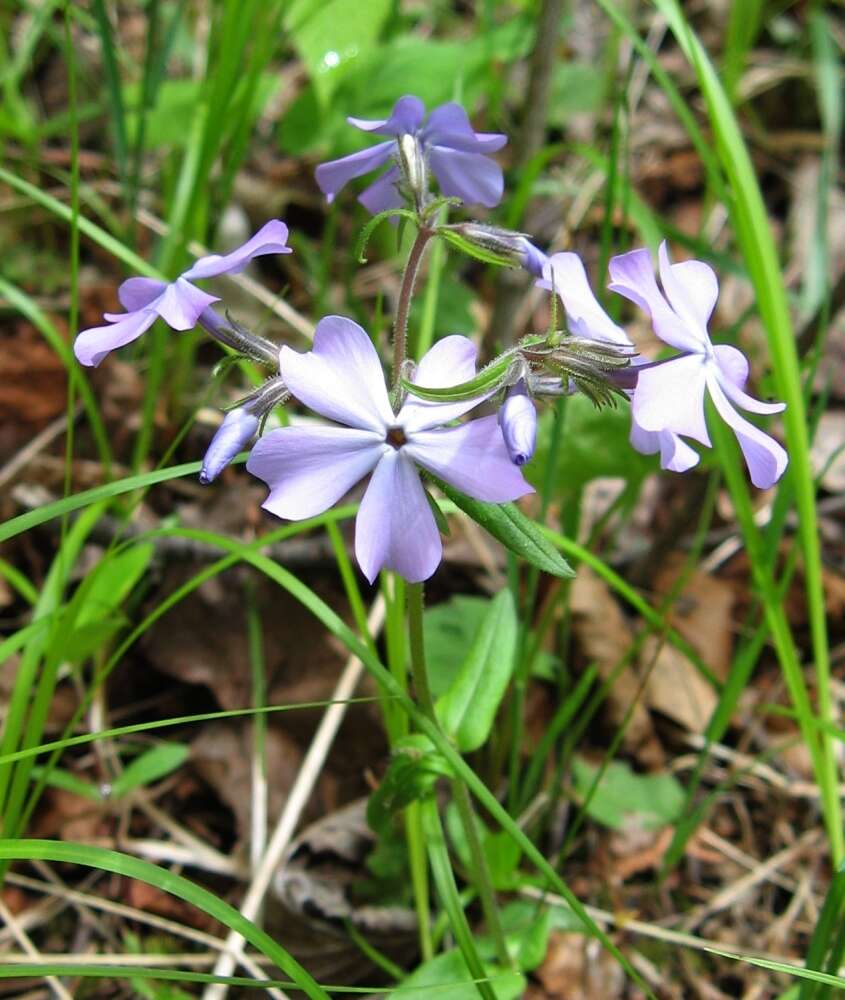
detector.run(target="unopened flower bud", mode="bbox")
[498,382,537,466]
[200,408,260,484]
[397,133,428,205]
[198,307,280,367]
[451,224,548,276]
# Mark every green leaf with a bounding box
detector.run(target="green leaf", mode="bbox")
[497,902,553,972]
[111,743,190,799]
[367,736,450,836]
[285,0,392,104]
[390,947,524,999]
[436,590,518,752]
[30,766,101,802]
[527,396,655,498]
[436,481,575,579]
[423,596,492,697]
[572,759,685,831]
[76,544,154,627]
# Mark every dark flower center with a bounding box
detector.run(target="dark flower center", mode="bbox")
[385,425,407,449]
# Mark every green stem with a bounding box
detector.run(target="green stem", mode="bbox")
[421,800,497,1000]
[451,778,510,967]
[407,582,510,970]
[383,575,431,960]
[391,226,435,399]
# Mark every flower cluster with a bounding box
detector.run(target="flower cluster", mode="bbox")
[74,93,788,583]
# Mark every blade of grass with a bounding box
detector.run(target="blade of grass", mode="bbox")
[654,0,842,865]
[0,841,330,1000]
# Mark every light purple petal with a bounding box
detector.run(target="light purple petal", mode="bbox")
[118,277,167,312]
[74,309,158,367]
[399,335,484,432]
[347,95,426,136]
[278,315,393,433]
[315,141,395,201]
[406,415,534,502]
[518,239,548,278]
[355,450,441,583]
[200,408,260,484]
[630,421,700,472]
[428,147,503,208]
[713,346,786,415]
[182,220,292,280]
[358,166,403,215]
[154,277,219,330]
[608,248,704,353]
[631,354,711,446]
[707,375,788,489]
[712,344,748,388]
[421,102,507,153]
[657,242,718,338]
[247,425,383,520]
[498,385,537,466]
[538,253,631,347]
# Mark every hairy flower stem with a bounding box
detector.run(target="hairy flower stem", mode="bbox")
[407,582,511,970]
[391,226,435,402]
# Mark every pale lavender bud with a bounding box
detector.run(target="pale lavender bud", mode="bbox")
[200,408,260,484]
[498,382,537,466]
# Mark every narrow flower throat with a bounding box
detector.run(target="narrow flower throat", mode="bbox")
[386,425,407,449]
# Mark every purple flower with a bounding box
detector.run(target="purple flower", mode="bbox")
[74,221,291,367]
[498,382,537,466]
[247,316,533,583]
[608,243,787,489]
[315,95,507,214]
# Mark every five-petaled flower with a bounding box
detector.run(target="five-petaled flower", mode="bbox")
[247,316,533,583]
[538,251,694,470]
[315,95,507,215]
[608,243,787,489]
[74,221,291,367]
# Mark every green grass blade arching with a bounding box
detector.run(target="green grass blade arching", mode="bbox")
[654,0,841,864]
[0,840,330,1000]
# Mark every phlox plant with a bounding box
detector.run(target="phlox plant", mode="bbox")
[67,92,791,996]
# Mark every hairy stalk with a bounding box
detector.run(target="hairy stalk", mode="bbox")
[406,583,510,969]
[391,226,435,399]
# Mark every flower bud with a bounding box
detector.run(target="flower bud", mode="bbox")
[200,408,260,484]
[397,133,428,206]
[450,224,548,276]
[498,382,537,466]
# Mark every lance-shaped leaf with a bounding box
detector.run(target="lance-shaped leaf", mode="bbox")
[436,590,518,752]
[434,479,575,579]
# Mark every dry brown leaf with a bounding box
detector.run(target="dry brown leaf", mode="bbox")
[642,556,734,733]
[191,721,325,847]
[535,932,626,999]
[570,568,663,766]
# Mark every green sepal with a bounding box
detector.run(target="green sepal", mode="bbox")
[401,354,513,402]
[438,229,517,268]
[435,479,575,579]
